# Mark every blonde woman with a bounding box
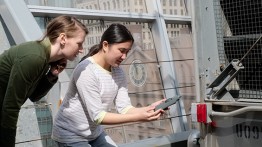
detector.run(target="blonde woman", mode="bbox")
[0,15,88,147]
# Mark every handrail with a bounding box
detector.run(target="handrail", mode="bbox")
[211,106,262,117]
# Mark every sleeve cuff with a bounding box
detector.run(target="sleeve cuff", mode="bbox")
[120,105,134,114]
[46,72,58,83]
[95,111,107,124]
[95,106,134,124]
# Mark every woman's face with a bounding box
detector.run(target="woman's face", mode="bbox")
[62,29,86,61]
[104,41,133,67]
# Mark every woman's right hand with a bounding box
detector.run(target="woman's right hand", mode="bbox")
[49,58,67,76]
[136,106,165,122]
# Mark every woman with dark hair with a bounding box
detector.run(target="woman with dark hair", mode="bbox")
[0,15,88,147]
[52,23,165,147]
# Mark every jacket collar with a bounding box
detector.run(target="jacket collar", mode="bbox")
[40,37,51,61]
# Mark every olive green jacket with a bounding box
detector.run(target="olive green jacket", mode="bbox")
[0,38,57,130]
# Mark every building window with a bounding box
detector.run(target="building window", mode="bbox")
[107,2,110,10]
[139,135,144,140]
[180,0,183,7]
[163,9,166,14]
[163,0,166,6]
[116,0,120,8]
[103,2,106,10]
[113,0,116,9]
[123,0,126,7]
[139,0,143,5]
[181,9,184,15]
[169,0,172,6]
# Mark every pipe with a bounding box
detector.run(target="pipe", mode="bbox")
[211,106,262,117]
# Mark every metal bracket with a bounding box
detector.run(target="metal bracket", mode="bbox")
[206,59,244,100]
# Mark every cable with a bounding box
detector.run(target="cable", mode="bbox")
[128,84,195,94]
[16,138,43,144]
[65,58,194,69]
[164,113,191,120]
[238,34,262,65]
[121,58,194,65]
[148,25,167,98]
[103,114,192,129]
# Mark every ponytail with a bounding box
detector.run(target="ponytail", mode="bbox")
[79,44,100,63]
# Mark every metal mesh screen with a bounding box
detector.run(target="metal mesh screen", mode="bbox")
[214,0,262,100]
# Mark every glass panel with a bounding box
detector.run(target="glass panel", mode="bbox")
[16,100,57,147]
[166,23,197,129]
[25,0,149,13]
[39,17,174,144]
[34,101,57,147]
[25,0,73,7]
[160,0,191,16]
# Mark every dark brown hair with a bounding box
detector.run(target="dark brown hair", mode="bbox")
[79,23,134,63]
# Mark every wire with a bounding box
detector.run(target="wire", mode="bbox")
[16,138,43,144]
[103,114,192,129]
[120,58,194,65]
[148,25,167,98]
[165,113,191,119]
[128,84,195,94]
[65,58,194,69]
[238,34,262,65]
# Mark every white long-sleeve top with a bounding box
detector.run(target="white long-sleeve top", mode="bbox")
[52,57,133,143]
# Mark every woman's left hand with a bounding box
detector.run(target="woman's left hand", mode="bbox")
[140,107,165,121]
[150,99,166,108]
